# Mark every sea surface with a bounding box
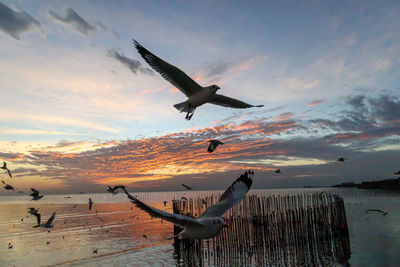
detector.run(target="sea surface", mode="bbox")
[0,188,399,266]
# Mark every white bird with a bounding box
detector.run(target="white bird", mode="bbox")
[133,40,264,120]
[122,171,253,239]
[207,140,224,153]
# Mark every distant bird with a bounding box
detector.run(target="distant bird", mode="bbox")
[133,40,264,120]
[181,196,188,201]
[93,249,98,254]
[8,243,13,249]
[34,212,56,228]
[163,201,167,207]
[337,157,347,162]
[64,196,71,199]
[88,198,93,211]
[274,169,281,174]
[207,140,223,153]
[96,216,104,222]
[123,171,253,239]
[142,235,148,238]
[394,171,400,175]
[30,188,43,201]
[106,185,126,195]
[46,241,50,245]
[366,209,388,216]
[28,208,41,226]
[181,184,193,190]
[72,204,78,209]
[3,183,14,191]
[1,160,12,178]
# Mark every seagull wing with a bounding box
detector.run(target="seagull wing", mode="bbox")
[33,213,41,225]
[124,190,203,228]
[199,172,253,218]
[30,188,39,196]
[209,94,264,109]
[133,40,202,97]
[45,212,56,226]
[6,169,12,178]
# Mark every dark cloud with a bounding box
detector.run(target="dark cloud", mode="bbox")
[107,49,153,75]
[0,2,42,40]
[369,94,400,122]
[49,8,95,35]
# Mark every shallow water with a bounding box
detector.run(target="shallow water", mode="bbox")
[0,188,399,266]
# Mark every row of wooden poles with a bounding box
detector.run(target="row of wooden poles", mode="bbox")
[173,192,350,267]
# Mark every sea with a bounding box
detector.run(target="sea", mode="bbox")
[0,188,399,266]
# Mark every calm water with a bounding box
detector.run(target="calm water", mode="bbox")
[0,188,399,266]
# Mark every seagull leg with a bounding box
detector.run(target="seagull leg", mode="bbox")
[185,104,192,120]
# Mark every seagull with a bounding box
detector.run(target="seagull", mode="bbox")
[88,198,93,211]
[163,201,167,207]
[337,157,347,162]
[8,243,13,249]
[4,183,14,191]
[122,171,253,240]
[207,140,223,153]
[30,188,43,200]
[106,185,125,195]
[93,249,98,254]
[274,169,281,174]
[33,212,56,228]
[366,209,388,216]
[28,208,41,226]
[181,184,193,191]
[1,160,12,178]
[133,40,264,120]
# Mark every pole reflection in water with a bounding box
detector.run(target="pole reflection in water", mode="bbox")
[173,193,350,267]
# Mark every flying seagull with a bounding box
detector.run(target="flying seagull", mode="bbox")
[274,169,281,174]
[106,185,125,195]
[34,212,56,228]
[88,198,93,211]
[133,40,264,120]
[3,183,14,191]
[123,171,253,239]
[1,160,12,178]
[337,157,347,162]
[366,209,388,216]
[181,184,193,191]
[207,140,223,153]
[30,188,43,201]
[28,208,41,226]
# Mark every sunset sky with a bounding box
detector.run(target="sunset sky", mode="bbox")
[1,1,399,194]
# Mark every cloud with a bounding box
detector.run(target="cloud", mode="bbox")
[307,99,325,106]
[107,49,153,75]
[6,93,400,193]
[49,8,95,35]
[0,2,42,40]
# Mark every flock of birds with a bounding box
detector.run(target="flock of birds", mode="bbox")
[2,39,399,253]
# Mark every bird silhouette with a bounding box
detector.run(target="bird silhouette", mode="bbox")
[181,184,193,190]
[1,160,12,178]
[30,188,43,200]
[207,140,224,153]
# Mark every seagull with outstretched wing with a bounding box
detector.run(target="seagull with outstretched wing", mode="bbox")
[122,171,253,239]
[133,40,263,120]
[1,160,12,178]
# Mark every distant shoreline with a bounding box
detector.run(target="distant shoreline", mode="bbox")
[332,178,400,191]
